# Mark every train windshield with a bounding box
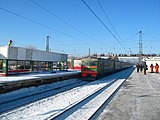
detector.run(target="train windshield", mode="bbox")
[82,61,97,66]
[82,62,89,66]
[90,61,97,66]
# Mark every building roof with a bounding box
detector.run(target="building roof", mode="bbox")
[0,46,68,62]
[143,57,160,61]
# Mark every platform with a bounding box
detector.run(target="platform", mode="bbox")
[0,71,81,94]
[97,69,160,120]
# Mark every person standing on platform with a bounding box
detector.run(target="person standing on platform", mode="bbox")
[155,63,159,73]
[144,63,147,75]
[150,64,154,73]
[136,63,140,73]
[140,64,143,72]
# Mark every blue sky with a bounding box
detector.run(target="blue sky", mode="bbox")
[0,0,160,57]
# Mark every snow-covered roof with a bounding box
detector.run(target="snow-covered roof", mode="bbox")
[0,46,68,62]
[144,57,160,61]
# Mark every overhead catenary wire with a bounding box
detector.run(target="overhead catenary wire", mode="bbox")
[96,0,119,37]
[0,6,114,55]
[81,0,128,53]
[0,7,91,45]
[30,0,103,45]
[96,0,126,46]
[146,0,158,35]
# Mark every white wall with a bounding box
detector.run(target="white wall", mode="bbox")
[0,46,68,62]
[0,46,8,58]
[32,50,62,62]
[146,60,160,72]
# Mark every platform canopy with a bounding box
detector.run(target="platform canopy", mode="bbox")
[0,46,68,62]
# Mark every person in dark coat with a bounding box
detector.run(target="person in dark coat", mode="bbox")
[144,63,148,75]
[140,64,143,72]
[150,64,154,73]
[136,63,140,73]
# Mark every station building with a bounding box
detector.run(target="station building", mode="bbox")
[0,46,68,76]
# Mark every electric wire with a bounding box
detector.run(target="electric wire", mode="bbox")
[146,0,158,35]
[96,0,120,39]
[81,0,128,53]
[30,0,103,45]
[96,0,127,48]
[0,7,90,45]
[0,6,111,54]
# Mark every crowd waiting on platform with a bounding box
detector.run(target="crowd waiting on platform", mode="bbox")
[136,63,159,75]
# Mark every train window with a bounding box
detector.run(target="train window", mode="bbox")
[90,62,97,66]
[82,62,89,66]
[82,62,85,66]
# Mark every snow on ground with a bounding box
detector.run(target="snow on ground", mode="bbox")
[0,69,132,120]
[0,79,112,120]
[65,69,133,120]
[0,71,80,83]
[0,78,80,104]
[97,69,160,120]
[0,78,86,114]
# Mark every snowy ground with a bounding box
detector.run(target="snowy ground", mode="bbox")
[97,69,160,120]
[0,68,133,120]
[0,70,80,83]
[0,78,88,113]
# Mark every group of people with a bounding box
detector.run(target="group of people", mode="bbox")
[136,63,159,75]
[136,63,144,73]
[150,63,159,73]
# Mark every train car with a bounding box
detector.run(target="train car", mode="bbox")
[81,57,115,80]
[81,57,132,80]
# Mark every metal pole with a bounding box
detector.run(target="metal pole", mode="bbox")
[139,31,143,64]
[89,48,90,57]
[46,36,50,51]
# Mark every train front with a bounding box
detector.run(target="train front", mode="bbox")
[81,58,98,80]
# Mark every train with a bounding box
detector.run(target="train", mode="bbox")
[81,57,132,80]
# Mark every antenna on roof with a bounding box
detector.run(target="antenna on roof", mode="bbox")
[46,36,51,51]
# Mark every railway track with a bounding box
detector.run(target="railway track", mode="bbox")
[0,78,89,114]
[50,67,134,120]
[0,67,134,120]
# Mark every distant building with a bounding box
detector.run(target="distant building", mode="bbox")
[144,57,160,72]
[0,46,68,76]
[118,57,138,64]
[100,56,138,64]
